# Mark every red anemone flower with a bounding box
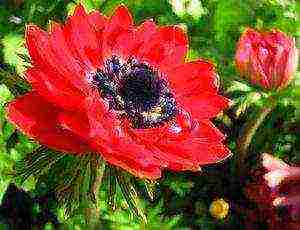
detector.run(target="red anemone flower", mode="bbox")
[6,5,231,179]
[235,28,298,91]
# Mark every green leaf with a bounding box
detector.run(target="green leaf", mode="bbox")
[0,68,30,96]
[54,155,90,218]
[15,146,64,184]
[226,80,252,93]
[213,0,253,52]
[0,84,14,105]
[2,33,29,76]
[145,199,182,229]
[232,92,262,117]
[144,180,157,201]
[106,165,117,211]
[68,0,105,13]
[164,176,194,197]
[115,169,147,224]
[2,121,16,141]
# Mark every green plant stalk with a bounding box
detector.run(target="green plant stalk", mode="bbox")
[85,155,105,228]
[236,103,275,172]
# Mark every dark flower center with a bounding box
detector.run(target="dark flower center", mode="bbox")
[92,56,177,128]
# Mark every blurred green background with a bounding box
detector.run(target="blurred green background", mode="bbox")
[0,0,298,229]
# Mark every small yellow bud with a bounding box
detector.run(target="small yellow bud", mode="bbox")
[209,198,229,220]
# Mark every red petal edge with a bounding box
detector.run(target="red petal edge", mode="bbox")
[6,92,92,154]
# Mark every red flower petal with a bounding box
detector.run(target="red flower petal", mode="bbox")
[87,10,108,67]
[166,60,218,96]
[6,92,92,153]
[136,20,157,44]
[25,25,48,68]
[82,95,166,172]
[124,113,228,172]
[179,92,231,120]
[63,5,105,69]
[48,23,91,92]
[88,10,107,32]
[123,123,198,171]
[235,28,258,76]
[156,139,231,167]
[138,25,188,72]
[101,152,162,179]
[273,48,292,89]
[25,67,85,111]
[152,114,230,166]
[249,47,271,88]
[130,111,225,143]
[26,24,90,93]
[102,5,133,58]
[58,110,91,140]
[84,97,201,177]
[190,120,226,142]
[57,107,164,179]
[114,19,158,59]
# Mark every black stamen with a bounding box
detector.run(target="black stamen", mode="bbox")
[92,71,116,97]
[120,64,161,112]
[92,56,177,128]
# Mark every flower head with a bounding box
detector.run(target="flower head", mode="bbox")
[235,28,298,91]
[6,5,231,179]
[246,153,300,228]
[209,198,230,220]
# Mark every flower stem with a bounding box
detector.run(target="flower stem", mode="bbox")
[92,156,106,202]
[236,102,275,172]
[85,155,105,228]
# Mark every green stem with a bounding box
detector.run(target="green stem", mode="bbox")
[236,103,275,172]
[85,155,105,228]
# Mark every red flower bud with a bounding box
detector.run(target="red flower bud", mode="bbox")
[235,28,298,91]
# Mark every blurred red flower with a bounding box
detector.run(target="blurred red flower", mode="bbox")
[235,28,298,91]
[6,5,231,179]
[246,153,300,229]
